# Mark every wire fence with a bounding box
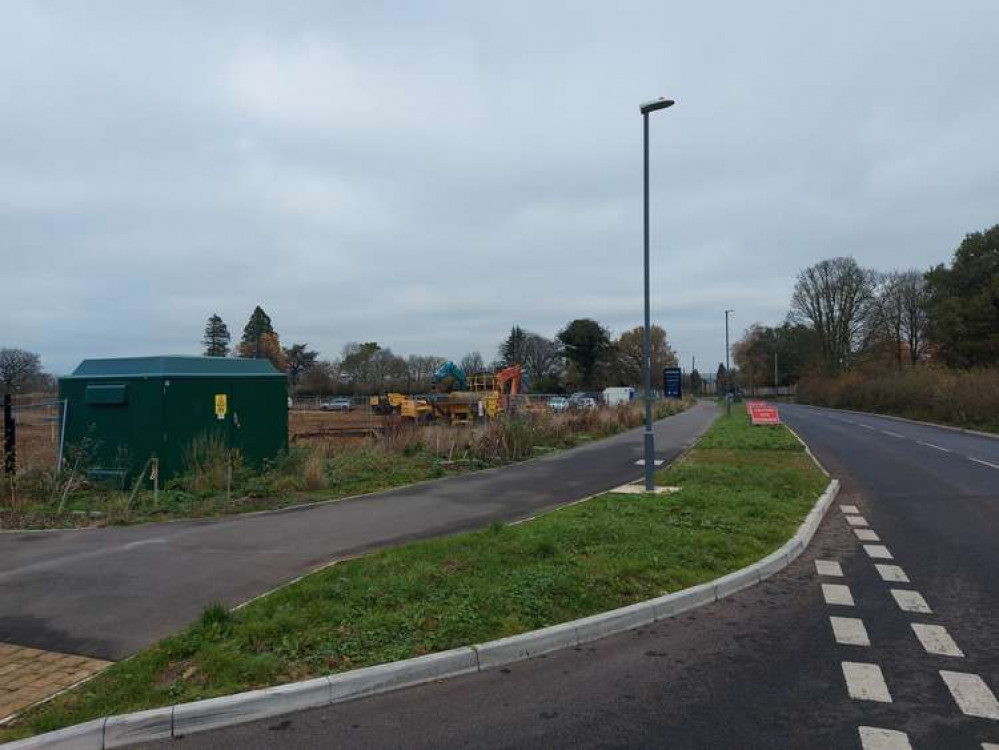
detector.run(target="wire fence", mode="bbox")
[2,393,65,479]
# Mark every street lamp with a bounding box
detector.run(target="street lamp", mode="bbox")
[640,96,675,492]
[724,309,734,412]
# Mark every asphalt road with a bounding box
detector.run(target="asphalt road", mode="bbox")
[144,403,999,750]
[0,402,717,661]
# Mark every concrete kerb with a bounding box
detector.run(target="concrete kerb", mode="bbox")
[3,473,842,749]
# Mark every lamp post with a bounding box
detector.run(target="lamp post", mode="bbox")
[640,96,675,492]
[724,309,734,412]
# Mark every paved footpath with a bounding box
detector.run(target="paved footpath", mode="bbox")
[142,403,998,749]
[0,402,717,664]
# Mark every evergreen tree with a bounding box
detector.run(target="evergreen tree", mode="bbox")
[238,306,275,359]
[557,319,612,388]
[499,325,528,365]
[202,314,231,357]
[285,343,319,385]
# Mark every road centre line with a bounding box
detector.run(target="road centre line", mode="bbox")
[854,528,881,542]
[815,560,843,577]
[846,515,869,527]
[982,743,999,749]
[970,457,999,470]
[864,544,893,560]
[843,662,892,703]
[891,589,932,614]
[881,430,906,438]
[911,624,964,657]
[860,424,877,431]
[875,564,909,583]
[917,440,952,453]
[822,583,855,606]
[831,616,870,646]
[940,671,999,720]
[858,727,913,750]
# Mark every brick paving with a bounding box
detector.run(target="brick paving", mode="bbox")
[0,642,111,720]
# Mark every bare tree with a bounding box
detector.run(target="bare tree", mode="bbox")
[405,355,446,392]
[789,257,877,372]
[522,334,563,383]
[0,348,43,394]
[898,270,930,364]
[460,351,485,375]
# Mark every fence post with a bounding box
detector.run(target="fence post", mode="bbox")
[3,394,15,477]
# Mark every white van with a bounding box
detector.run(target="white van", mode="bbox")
[603,386,635,406]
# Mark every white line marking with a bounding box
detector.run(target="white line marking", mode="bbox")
[815,560,843,577]
[911,624,964,657]
[874,564,909,583]
[860,424,877,431]
[940,671,999,719]
[846,515,869,527]
[881,430,907,438]
[840,504,860,514]
[854,528,881,542]
[981,744,999,749]
[822,583,855,606]
[843,662,892,702]
[917,440,951,453]
[633,459,665,466]
[831,616,870,646]
[859,727,913,750]
[864,544,893,560]
[891,589,932,614]
[970,457,999,470]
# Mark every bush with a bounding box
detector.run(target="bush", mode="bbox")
[796,366,999,432]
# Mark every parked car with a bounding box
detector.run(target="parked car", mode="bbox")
[320,397,353,412]
[568,392,599,410]
[547,396,569,413]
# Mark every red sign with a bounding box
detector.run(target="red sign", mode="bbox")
[747,400,780,425]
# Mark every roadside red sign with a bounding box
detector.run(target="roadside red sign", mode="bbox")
[747,400,780,425]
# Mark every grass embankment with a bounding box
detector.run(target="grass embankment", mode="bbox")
[797,367,999,434]
[0,404,826,741]
[2,400,692,529]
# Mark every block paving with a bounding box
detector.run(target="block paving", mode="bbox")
[0,642,111,720]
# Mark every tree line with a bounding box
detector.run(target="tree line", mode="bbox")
[201,307,679,396]
[732,224,999,388]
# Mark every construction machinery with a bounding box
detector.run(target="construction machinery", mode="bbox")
[368,392,433,422]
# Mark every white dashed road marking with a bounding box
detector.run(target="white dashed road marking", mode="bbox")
[891,589,932,614]
[940,671,999,719]
[830,616,870,646]
[981,743,999,749]
[858,727,913,750]
[846,515,868,526]
[815,560,843,577]
[842,662,892,703]
[874,564,910,583]
[969,457,999,470]
[881,430,906,438]
[917,440,951,453]
[860,424,877,431]
[911,624,964,657]
[840,504,860,514]
[822,583,855,606]
[864,544,893,560]
[854,529,881,542]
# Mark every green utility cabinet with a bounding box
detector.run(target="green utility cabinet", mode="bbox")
[59,356,288,483]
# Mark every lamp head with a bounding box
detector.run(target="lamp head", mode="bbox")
[640,98,675,115]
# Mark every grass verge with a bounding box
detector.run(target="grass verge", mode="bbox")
[0,403,826,741]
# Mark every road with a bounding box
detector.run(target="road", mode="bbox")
[0,402,717,661]
[145,403,999,749]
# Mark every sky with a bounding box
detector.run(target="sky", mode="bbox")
[2,1,997,376]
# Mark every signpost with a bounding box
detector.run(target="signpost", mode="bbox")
[746,400,780,425]
[663,367,682,399]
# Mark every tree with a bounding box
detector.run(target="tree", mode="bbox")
[499,325,528,366]
[689,368,703,396]
[926,225,999,367]
[460,351,485,376]
[733,322,822,389]
[789,257,877,372]
[716,363,729,395]
[405,355,446,392]
[557,319,612,389]
[201,314,231,357]
[340,342,381,391]
[0,349,43,394]
[285,343,319,386]
[237,307,287,370]
[611,325,677,390]
[522,334,563,385]
[299,360,340,396]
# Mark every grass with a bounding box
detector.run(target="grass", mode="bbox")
[0,403,826,741]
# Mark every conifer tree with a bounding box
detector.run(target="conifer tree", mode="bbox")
[202,314,231,357]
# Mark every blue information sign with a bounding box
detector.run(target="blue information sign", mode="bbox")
[663,367,682,399]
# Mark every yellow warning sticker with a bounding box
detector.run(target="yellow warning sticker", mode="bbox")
[214,393,227,420]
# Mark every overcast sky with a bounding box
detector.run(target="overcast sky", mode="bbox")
[2,1,997,376]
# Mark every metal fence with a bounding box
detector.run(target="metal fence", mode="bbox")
[1,393,66,477]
